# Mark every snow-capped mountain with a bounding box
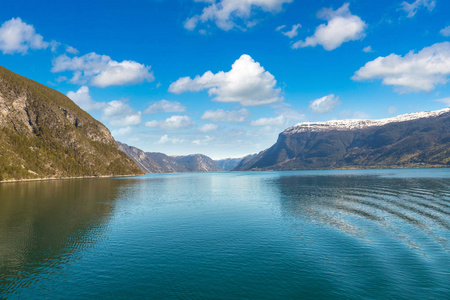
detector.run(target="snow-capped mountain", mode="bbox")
[284,108,450,134]
[234,108,450,171]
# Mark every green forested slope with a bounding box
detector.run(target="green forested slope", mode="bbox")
[0,66,142,181]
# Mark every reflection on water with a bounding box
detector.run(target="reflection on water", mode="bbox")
[0,170,449,299]
[276,174,450,251]
[0,178,131,295]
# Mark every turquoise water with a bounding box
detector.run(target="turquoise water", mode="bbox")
[0,169,449,299]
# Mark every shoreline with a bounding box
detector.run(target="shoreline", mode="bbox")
[0,173,145,184]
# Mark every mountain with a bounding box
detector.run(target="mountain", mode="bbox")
[117,141,224,173]
[0,66,143,181]
[234,108,450,171]
[215,154,257,171]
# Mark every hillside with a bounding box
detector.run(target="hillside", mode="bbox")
[117,141,224,173]
[234,108,450,171]
[0,66,143,181]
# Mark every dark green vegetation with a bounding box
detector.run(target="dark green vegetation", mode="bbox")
[0,66,142,181]
[234,111,450,171]
[117,141,224,173]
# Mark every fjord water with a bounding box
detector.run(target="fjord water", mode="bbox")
[0,170,449,299]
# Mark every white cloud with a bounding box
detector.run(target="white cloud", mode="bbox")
[169,54,282,106]
[250,115,285,126]
[192,136,213,145]
[0,18,50,54]
[185,0,292,31]
[440,26,450,37]
[435,97,450,106]
[363,46,373,53]
[198,123,219,132]
[111,126,133,137]
[145,115,194,130]
[52,52,154,87]
[156,134,185,145]
[251,107,306,127]
[387,106,397,114]
[281,24,301,38]
[401,0,435,18]
[66,45,79,54]
[309,94,341,114]
[353,42,450,93]
[144,100,186,114]
[66,86,142,127]
[67,86,106,111]
[102,100,142,126]
[201,108,250,122]
[293,3,366,51]
[276,25,286,31]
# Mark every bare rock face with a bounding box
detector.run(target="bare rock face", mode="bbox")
[0,66,143,181]
[117,141,224,173]
[234,109,450,171]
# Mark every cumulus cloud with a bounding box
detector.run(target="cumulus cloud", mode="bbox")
[169,54,282,106]
[309,94,341,113]
[66,45,79,54]
[363,46,373,53]
[353,42,450,93]
[198,123,219,132]
[250,107,305,127]
[201,108,250,122]
[185,0,292,31]
[293,3,366,51]
[66,86,142,126]
[145,115,194,130]
[111,126,133,137]
[102,100,142,126]
[144,100,186,114]
[0,17,50,54]
[281,24,301,38]
[67,86,106,111]
[401,0,435,18]
[193,136,213,145]
[52,52,154,87]
[440,26,450,37]
[156,135,185,145]
[250,115,285,126]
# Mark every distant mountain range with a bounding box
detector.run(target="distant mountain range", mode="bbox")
[214,154,257,171]
[0,66,142,181]
[117,141,224,173]
[234,108,450,171]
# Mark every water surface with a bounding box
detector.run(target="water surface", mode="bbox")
[0,169,449,299]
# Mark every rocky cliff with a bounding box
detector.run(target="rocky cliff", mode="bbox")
[234,108,450,171]
[0,66,143,181]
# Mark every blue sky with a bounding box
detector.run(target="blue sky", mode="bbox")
[1,0,450,159]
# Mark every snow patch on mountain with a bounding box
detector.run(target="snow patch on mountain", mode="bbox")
[284,108,450,134]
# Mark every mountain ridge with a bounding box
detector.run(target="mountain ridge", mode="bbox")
[117,141,224,173]
[234,108,450,171]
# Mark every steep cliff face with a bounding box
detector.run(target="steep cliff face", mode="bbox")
[234,108,450,171]
[117,141,224,173]
[0,66,143,181]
